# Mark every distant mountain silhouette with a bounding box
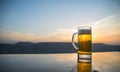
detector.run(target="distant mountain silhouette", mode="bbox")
[0,42,120,54]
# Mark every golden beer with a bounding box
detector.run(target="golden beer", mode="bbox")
[78,34,91,54]
[78,62,91,72]
[78,29,92,72]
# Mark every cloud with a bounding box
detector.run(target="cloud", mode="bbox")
[45,28,75,42]
[92,14,119,27]
[0,30,41,43]
[92,13,120,45]
[0,28,75,43]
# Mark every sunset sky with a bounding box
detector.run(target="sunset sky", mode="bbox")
[0,0,120,45]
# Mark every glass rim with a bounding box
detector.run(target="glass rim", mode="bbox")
[78,26,91,30]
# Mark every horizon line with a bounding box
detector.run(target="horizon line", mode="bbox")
[0,41,120,46]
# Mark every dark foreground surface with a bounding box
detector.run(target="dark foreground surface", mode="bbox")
[0,52,120,72]
[0,42,120,54]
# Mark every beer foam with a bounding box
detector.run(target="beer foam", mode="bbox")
[78,29,91,34]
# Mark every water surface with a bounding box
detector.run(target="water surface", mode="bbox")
[0,52,120,72]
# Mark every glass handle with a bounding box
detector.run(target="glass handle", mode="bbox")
[72,32,78,50]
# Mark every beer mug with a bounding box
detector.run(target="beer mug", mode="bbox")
[72,26,92,72]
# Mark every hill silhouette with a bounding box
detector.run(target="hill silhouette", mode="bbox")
[0,42,120,54]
